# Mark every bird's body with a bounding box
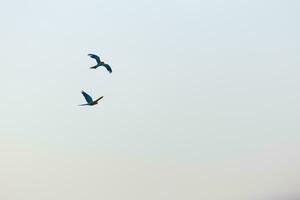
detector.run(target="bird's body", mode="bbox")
[88,54,112,73]
[79,90,103,106]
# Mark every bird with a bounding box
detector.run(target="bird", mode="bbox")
[79,90,104,106]
[88,53,112,73]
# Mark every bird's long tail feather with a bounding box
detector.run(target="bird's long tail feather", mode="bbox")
[90,65,99,69]
[78,103,89,106]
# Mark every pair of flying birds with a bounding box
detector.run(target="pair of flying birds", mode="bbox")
[79,54,112,106]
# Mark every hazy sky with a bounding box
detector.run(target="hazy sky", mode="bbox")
[1,0,300,199]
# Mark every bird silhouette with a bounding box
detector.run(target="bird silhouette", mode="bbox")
[88,54,112,73]
[79,90,104,106]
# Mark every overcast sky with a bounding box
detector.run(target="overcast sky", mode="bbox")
[0,0,300,199]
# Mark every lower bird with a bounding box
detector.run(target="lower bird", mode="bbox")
[79,90,103,106]
[88,53,112,73]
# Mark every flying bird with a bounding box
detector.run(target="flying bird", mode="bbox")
[88,53,112,73]
[79,90,104,106]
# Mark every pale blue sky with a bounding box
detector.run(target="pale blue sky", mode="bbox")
[0,0,300,199]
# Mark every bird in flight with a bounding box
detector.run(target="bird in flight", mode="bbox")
[88,53,112,73]
[79,90,104,106]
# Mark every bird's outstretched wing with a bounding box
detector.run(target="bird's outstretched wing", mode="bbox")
[95,96,104,103]
[103,63,112,73]
[88,54,101,64]
[81,90,93,104]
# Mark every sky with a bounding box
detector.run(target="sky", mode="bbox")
[0,0,300,199]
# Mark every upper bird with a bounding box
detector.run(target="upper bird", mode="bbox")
[79,90,104,106]
[88,53,112,73]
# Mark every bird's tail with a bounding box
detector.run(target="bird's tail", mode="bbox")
[90,65,99,69]
[78,103,89,106]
